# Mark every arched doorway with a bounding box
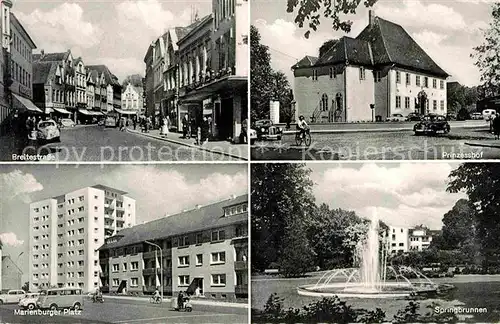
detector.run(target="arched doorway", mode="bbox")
[334,93,344,122]
[417,90,428,115]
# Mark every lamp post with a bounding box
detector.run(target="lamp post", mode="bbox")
[145,240,163,302]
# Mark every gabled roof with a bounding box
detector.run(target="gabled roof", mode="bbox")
[33,51,70,63]
[99,195,247,250]
[357,17,448,77]
[87,69,98,84]
[177,14,213,45]
[10,13,36,49]
[33,62,57,84]
[294,15,448,78]
[86,65,120,86]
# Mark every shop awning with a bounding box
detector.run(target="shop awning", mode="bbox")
[45,108,54,114]
[115,108,137,115]
[90,111,104,116]
[79,109,92,115]
[53,107,71,115]
[178,75,247,103]
[12,93,43,113]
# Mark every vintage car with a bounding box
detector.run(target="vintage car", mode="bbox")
[18,292,40,310]
[405,112,423,121]
[59,118,75,128]
[253,119,282,141]
[37,119,61,143]
[386,113,405,122]
[414,114,450,135]
[249,128,257,145]
[471,112,483,120]
[0,290,26,304]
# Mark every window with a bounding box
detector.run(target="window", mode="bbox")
[406,73,410,86]
[211,230,225,242]
[131,278,138,287]
[392,234,396,240]
[131,262,139,271]
[94,195,98,199]
[178,275,190,286]
[399,243,404,247]
[433,79,437,89]
[211,274,226,286]
[196,254,203,266]
[396,71,401,84]
[416,75,420,87]
[196,233,203,245]
[321,93,328,112]
[112,279,119,287]
[405,97,410,109]
[94,206,98,212]
[312,69,318,81]
[424,77,429,88]
[440,80,444,90]
[433,100,437,110]
[440,100,445,110]
[123,263,127,271]
[329,67,334,79]
[396,96,401,109]
[112,264,119,272]
[178,256,189,267]
[179,236,189,247]
[374,71,381,82]
[359,67,366,80]
[211,252,226,264]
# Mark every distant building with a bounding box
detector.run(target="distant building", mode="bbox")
[121,83,144,113]
[98,195,248,300]
[293,10,448,123]
[2,255,22,290]
[29,185,136,293]
[388,225,436,253]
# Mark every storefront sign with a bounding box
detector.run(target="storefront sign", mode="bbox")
[18,84,31,98]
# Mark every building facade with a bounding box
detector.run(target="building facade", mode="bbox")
[121,83,144,112]
[0,0,10,134]
[28,185,136,293]
[2,255,22,290]
[144,46,155,119]
[388,225,437,254]
[74,57,86,110]
[32,61,71,119]
[293,11,448,123]
[98,195,248,300]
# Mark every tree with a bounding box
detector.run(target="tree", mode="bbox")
[438,199,476,250]
[279,222,315,277]
[319,39,339,57]
[251,163,315,272]
[448,163,500,266]
[121,74,143,88]
[22,282,29,292]
[472,3,500,98]
[286,0,379,38]
[251,26,294,122]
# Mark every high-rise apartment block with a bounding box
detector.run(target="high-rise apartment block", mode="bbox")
[29,185,136,292]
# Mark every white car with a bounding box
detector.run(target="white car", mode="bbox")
[0,290,26,304]
[483,109,497,121]
[18,292,40,310]
[249,128,257,145]
[60,118,75,128]
[37,119,61,143]
[386,113,405,122]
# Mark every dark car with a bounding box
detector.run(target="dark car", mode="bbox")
[253,119,282,141]
[405,112,423,121]
[414,114,450,135]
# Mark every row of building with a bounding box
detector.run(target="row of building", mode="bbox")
[144,0,249,142]
[292,10,448,123]
[27,185,248,300]
[0,0,145,134]
[387,225,440,254]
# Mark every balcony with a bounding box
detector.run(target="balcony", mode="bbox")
[234,261,248,271]
[235,284,248,295]
[142,268,170,275]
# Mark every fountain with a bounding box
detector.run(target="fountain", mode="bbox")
[297,210,444,299]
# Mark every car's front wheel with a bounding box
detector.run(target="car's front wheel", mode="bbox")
[73,302,81,311]
[27,303,35,310]
[49,304,57,311]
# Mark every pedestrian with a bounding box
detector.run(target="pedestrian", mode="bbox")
[182,114,189,138]
[177,291,184,309]
[494,114,500,140]
[201,116,209,144]
[194,286,200,297]
[133,118,137,130]
[190,116,197,139]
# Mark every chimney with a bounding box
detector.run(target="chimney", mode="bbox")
[40,49,45,57]
[369,10,375,26]
[196,204,201,209]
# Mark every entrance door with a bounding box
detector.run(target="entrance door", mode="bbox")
[196,278,204,295]
[220,98,233,140]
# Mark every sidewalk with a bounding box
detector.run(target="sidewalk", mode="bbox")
[126,128,248,160]
[104,294,248,309]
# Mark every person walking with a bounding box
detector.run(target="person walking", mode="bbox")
[182,114,189,138]
[494,114,500,140]
[201,116,209,145]
[133,118,137,130]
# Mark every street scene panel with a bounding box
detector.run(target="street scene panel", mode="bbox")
[0,0,249,162]
[251,162,500,323]
[0,164,249,323]
[250,0,499,160]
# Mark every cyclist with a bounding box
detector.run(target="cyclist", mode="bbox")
[153,287,161,303]
[296,115,309,139]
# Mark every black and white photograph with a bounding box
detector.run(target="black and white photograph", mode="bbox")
[0,0,249,162]
[250,0,500,160]
[0,164,249,323]
[251,162,500,323]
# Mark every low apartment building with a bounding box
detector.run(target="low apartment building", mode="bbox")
[29,185,136,293]
[388,225,438,253]
[98,195,248,300]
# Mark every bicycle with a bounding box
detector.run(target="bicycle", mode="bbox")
[295,128,311,147]
[149,296,162,304]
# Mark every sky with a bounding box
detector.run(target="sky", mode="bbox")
[251,0,494,87]
[308,162,465,230]
[0,164,247,282]
[12,0,212,82]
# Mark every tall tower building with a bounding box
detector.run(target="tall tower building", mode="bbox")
[29,185,136,292]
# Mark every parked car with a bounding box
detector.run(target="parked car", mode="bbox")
[60,118,75,128]
[386,113,405,122]
[483,109,497,121]
[405,112,423,121]
[37,119,61,143]
[471,112,483,120]
[446,112,457,121]
[249,128,257,145]
[414,114,450,135]
[253,119,282,141]
[36,287,84,311]
[18,292,40,310]
[0,290,26,304]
